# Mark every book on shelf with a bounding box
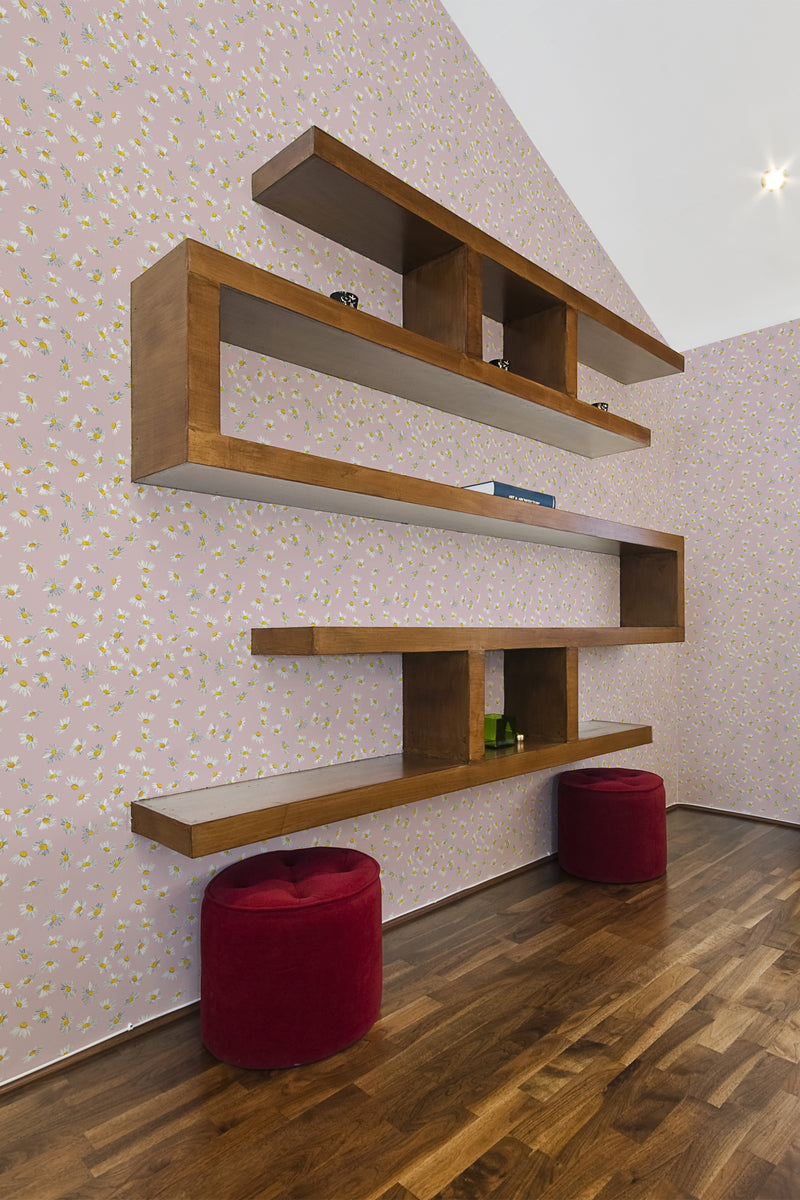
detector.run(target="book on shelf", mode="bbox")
[462,480,556,508]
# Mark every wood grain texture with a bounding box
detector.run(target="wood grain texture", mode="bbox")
[186,272,222,436]
[402,649,485,763]
[250,126,684,383]
[130,721,651,857]
[403,244,483,358]
[7,810,800,1200]
[251,126,460,275]
[620,545,685,629]
[130,239,190,479]
[250,625,685,656]
[503,304,577,397]
[504,647,580,746]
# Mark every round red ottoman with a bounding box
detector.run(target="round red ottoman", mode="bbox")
[557,767,667,883]
[201,847,382,1068]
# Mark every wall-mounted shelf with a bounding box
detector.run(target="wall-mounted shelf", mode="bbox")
[249,625,684,656]
[130,129,685,860]
[131,239,653,472]
[131,622,683,857]
[252,126,684,387]
[131,721,651,858]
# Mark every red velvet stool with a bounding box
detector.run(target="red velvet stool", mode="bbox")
[201,847,382,1068]
[557,767,667,883]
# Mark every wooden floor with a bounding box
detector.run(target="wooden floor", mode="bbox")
[4,808,800,1200]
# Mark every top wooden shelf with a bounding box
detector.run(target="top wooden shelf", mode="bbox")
[252,127,684,387]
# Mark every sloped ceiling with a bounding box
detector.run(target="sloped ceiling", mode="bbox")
[439,0,800,352]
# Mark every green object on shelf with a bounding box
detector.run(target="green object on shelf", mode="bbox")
[484,713,516,749]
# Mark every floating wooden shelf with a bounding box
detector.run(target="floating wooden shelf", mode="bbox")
[131,239,654,472]
[250,625,684,657]
[131,619,683,857]
[252,126,684,387]
[131,720,652,858]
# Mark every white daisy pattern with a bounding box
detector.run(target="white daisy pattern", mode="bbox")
[2,0,793,1089]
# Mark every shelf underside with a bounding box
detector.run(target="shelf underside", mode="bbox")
[138,435,682,558]
[131,720,652,857]
[218,281,649,457]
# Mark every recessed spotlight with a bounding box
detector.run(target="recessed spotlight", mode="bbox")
[761,167,787,191]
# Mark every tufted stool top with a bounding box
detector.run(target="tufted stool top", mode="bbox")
[559,767,664,793]
[205,847,380,911]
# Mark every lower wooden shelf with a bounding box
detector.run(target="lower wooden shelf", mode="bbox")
[131,719,651,857]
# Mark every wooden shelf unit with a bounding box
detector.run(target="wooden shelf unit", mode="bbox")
[252,126,684,388]
[249,625,684,656]
[249,622,682,766]
[130,128,686,858]
[131,620,683,857]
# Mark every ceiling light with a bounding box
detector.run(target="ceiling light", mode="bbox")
[761,167,787,191]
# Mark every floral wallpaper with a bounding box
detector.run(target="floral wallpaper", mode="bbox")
[0,0,684,1086]
[674,323,799,822]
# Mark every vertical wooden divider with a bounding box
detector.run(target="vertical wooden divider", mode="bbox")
[505,647,579,745]
[131,242,191,480]
[402,244,483,358]
[620,546,684,629]
[131,244,223,481]
[187,272,223,435]
[503,304,577,396]
[403,649,485,763]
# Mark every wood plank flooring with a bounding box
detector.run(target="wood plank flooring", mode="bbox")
[4,808,800,1199]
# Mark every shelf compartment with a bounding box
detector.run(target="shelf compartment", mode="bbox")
[130,720,652,858]
[505,647,579,746]
[131,238,652,459]
[481,259,577,396]
[251,127,684,386]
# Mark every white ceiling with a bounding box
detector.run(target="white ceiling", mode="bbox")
[439,0,800,352]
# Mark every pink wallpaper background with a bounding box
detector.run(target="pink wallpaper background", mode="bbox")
[0,0,790,1088]
[674,326,798,820]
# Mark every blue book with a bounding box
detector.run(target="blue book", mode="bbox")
[463,479,556,508]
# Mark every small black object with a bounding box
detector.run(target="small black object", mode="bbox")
[330,291,359,308]
[592,402,609,412]
[489,358,510,370]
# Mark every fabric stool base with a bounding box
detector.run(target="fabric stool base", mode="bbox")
[557,767,667,883]
[201,847,382,1068]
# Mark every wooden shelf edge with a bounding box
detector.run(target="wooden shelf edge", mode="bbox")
[130,720,653,857]
[250,626,685,656]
